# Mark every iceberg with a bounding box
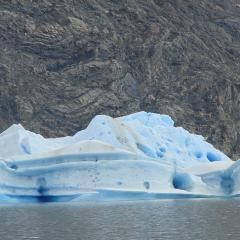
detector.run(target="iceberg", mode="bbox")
[0,111,239,203]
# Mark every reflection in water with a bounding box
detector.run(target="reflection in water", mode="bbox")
[0,199,240,240]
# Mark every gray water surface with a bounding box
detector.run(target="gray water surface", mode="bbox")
[0,199,240,240]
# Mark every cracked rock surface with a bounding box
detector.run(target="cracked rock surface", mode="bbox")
[0,0,239,159]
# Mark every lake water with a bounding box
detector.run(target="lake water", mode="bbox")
[0,198,240,240]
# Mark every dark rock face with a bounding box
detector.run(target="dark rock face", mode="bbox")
[0,0,239,159]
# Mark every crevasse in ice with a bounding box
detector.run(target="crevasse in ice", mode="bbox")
[0,111,239,203]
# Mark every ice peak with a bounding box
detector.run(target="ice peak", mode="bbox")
[0,123,26,137]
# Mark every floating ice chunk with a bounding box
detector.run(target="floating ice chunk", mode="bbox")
[0,111,236,203]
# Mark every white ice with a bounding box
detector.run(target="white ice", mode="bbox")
[0,111,239,203]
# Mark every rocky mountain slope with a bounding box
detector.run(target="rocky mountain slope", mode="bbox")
[0,0,239,159]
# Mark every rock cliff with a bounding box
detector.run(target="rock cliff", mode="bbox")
[0,0,239,159]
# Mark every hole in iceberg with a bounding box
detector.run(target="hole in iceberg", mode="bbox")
[9,164,18,170]
[37,186,48,195]
[157,151,164,158]
[144,181,150,190]
[194,151,202,159]
[159,147,166,153]
[172,173,194,191]
[207,152,220,162]
[36,177,48,195]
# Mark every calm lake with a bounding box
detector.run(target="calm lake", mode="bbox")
[0,198,240,240]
